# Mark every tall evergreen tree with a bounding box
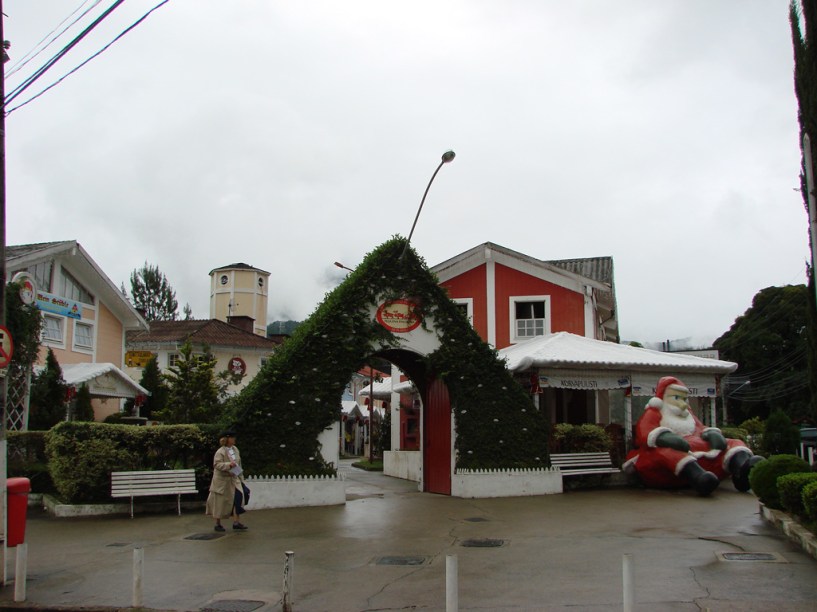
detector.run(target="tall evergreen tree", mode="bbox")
[129,262,179,321]
[124,355,168,419]
[72,384,95,421]
[714,285,811,423]
[790,0,817,422]
[156,341,222,423]
[28,348,68,430]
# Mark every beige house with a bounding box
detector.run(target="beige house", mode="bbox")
[6,241,150,424]
[125,319,281,394]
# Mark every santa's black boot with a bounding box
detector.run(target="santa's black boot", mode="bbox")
[728,453,764,492]
[680,461,720,496]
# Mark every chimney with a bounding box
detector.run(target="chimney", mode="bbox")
[227,315,255,333]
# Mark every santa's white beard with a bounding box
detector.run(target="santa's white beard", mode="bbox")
[659,407,696,436]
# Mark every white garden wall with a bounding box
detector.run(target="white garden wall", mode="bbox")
[451,467,562,498]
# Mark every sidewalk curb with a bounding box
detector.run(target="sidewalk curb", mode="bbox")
[759,502,817,559]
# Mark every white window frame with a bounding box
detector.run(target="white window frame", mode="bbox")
[168,353,181,368]
[509,295,551,343]
[73,321,94,352]
[452,298,474,326]
[42,314,65,347]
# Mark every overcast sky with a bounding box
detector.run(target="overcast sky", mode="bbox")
[3,1,811,348]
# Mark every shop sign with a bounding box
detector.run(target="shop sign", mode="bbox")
[229,357,247,377]
[125,351,156,368]
[11,272,36,305]
[376,299,422,333]
[36,290,82,320]
[538,371,631,390]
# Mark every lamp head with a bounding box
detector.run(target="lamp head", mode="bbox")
[441,150,455,163]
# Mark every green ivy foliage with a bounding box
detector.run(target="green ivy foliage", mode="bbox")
[231,237,549,475]
[44,422,215,503]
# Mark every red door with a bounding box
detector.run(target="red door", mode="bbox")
[423,378,451,494]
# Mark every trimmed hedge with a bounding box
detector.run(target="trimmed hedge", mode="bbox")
[8,431,54,494]
[777,472,817,517]
[748,454,811,509]
[803,481,817,522]
[551,423,612,454]
[44,422,220,504]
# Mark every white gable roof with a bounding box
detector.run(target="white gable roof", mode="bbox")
[499,332,736,374]
[60,363,149,398]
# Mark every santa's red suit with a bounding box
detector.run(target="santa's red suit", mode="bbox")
[623,376,752,490]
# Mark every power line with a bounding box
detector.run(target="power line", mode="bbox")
[5,0,170,115]
[3,0,127,111]
[5,0,103,79]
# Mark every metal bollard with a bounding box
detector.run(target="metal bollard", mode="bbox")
[622,553,634,612]
[282,550,295,612]
[446,554,458,612]
[133,547,144,608]
[14,543,27,602]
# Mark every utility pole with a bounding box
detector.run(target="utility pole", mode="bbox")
[0,0,8,586]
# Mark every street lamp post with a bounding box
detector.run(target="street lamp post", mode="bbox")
[400,150,455,259]
[333,261,354,273]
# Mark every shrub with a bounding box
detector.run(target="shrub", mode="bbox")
[551,423,611,454]
[762,410,800,456]
[720,427,748,443]
[777,472,817,516]
[44,421,213,503]
[748,454,811,509]
[8,431,54,494]
[739,417,765,436]
[803,481,817,522]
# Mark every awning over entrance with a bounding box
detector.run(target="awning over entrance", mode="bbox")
[499,332,737,398]
[59,363,149,399]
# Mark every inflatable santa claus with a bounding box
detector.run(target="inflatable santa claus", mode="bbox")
[623,376,763,495]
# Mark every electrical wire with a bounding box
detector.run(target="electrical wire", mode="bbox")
[5,0,170,115]
[5,0,104,79]
[3,0,128,110]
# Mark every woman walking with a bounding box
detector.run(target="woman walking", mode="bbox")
[206,430,249,531]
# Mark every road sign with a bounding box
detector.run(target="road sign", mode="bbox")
[0,326,14,368]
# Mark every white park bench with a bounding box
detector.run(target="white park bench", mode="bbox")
[111,469,198,518]
[550,452,620,477]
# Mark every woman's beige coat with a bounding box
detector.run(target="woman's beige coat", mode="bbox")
[205,444,244,519]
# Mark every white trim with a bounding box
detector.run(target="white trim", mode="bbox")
[486,259,496,347]
[509,295,551,344]
[452,297,473,325]
[72,320,95,355]
[42,314,65,348]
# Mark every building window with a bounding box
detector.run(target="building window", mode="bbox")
[61,270,94,305]
[453,298,473,325]
[169,353,181,368]
[30,261,53,292]
[510,296,550,342]
[74,322,94,350]
[42,315,63,344]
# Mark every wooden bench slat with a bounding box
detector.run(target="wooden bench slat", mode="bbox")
[549,452,620,477]
[110,469,198,518]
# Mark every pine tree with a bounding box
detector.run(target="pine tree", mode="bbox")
[129,262,179,321]
[156,341,222,423]
[28,348,68,430]
[124,355,168,419]
[72,384,95,421]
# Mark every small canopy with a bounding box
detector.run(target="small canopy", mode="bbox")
[59,363,149,399]
[358,376,417,399]
[499,332,737,397]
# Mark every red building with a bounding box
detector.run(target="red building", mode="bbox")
[431,242,618,348]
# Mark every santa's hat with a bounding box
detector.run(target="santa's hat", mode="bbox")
[655,376,688,399]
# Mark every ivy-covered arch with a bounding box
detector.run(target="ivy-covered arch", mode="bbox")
[231,237,550,478]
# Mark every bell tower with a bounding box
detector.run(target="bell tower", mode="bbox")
[209,263,270,336]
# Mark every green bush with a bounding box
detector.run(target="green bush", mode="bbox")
[803,481,817,522]
[44,421,215,504]
[739,417,765,436]
[720,427,748,443]
[762,410,800,456]
[777,472,817,516]
[748,454,811,509]
[8,431,55,494]
[551,423,612,454]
